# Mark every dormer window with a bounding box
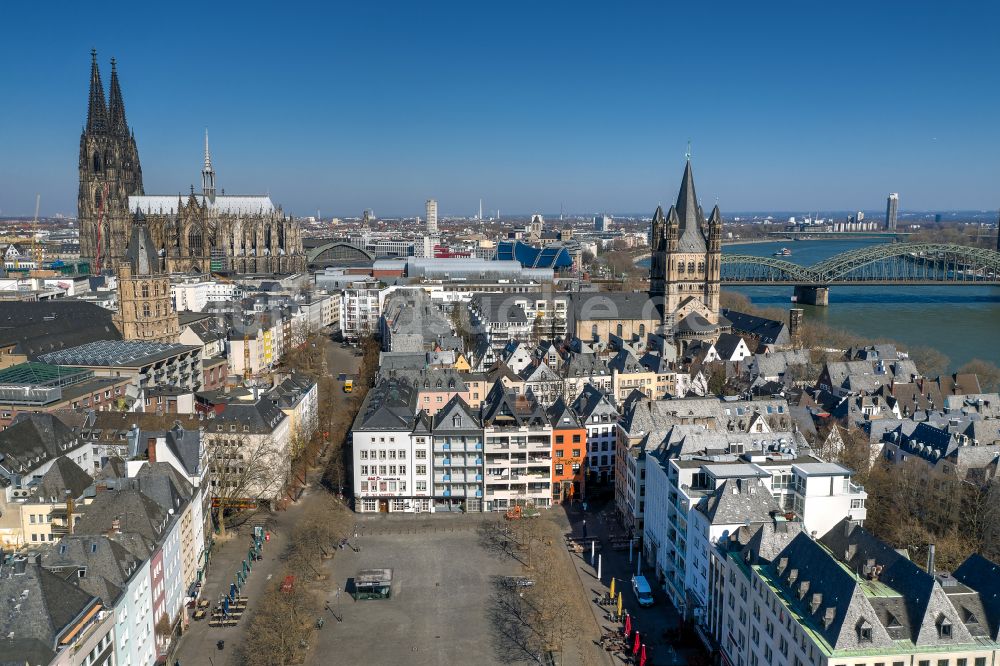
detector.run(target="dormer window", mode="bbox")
[856,619,873,642]
[453,415,462,428]
[937,615,953,639]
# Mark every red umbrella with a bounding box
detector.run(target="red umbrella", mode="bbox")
[640,643,648,666]
[623,612,631,637]
[633,630,641,655]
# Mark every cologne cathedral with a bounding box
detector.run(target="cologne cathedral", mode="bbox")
[78,52,306,274]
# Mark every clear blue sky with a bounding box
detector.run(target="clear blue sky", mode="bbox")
[1,1,998,218]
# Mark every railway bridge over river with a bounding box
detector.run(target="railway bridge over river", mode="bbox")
[720,243,1000,304]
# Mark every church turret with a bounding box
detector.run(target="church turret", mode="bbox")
[202,129,217,202]
[708,204,722,253]
[650,205,667,295]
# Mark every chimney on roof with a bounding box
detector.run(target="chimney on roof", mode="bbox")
[927,543,936,574]
[810,593,823,614]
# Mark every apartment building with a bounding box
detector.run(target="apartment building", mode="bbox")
[714,518,1000,666]
[481,382,553,512]
[642,426,867,622]
[341,278,384,341]
[431,396,484,512]
[571,383,619,485]
[351,378,423,513]
[548,398,586,503]
[615,396,797,535]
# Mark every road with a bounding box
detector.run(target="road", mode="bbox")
[563,498,705,665]
[171,334,361,666]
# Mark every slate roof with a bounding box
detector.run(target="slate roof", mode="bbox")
[40,534,143,608]
[562,352,610,378]
[697,476,781,525]
[712,333,748,361]
[953,554,1000,640]
[619,396,791,439]
[736,519,805,565]
[74,487,171,546]
[547,397,583,429]
[609,349,645,374]
[747,350,810,380]
[0,301,122,360]
[481,381,549,428]
[675,313,717,334]
[519,361,561,383]
[469,293,528,324]
[212,398,287,434]
[352,377,419,431]
[0,637,54,666]
[0,560,100,653]
[35,456,93,502]
[432,395,481,433]
[268,373,316,410]
[571,383,618,421]
[0,413,81,477]
[571,292,663,323]
[123,219,159,275]
[819,519,976,647]
[668,160,708,253]
[721,309,789,346]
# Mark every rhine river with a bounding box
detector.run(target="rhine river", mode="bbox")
[641,238,1000,370]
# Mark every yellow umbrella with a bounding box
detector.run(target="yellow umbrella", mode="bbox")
[609,577,616,599]
[617,591,623,617]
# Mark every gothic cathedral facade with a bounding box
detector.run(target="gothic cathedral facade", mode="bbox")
[78,52,306,274]
[649,159,725,350]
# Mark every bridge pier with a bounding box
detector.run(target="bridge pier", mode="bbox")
[793,285,829,306]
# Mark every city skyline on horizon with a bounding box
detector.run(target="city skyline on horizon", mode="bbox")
[1,2,998,218]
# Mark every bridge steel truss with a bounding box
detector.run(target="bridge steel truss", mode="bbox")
[720,243,1000,285]
[306,241,375,264]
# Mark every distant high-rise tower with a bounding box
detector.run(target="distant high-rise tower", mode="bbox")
[885,193,899,231]
[426,199,438,234]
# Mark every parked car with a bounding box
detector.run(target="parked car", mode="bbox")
[632,574,654,607]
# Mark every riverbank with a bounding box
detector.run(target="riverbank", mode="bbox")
[630,237,999,371]
[631,238,777,264]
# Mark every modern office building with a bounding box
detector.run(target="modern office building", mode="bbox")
[885,192,899,230]
[426,199,438,234]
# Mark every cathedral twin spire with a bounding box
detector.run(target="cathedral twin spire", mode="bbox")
[86,50,129,136]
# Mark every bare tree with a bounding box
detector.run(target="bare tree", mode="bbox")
[207,433,288,538]
[957,359,1000,393]
[241,579,317,666]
